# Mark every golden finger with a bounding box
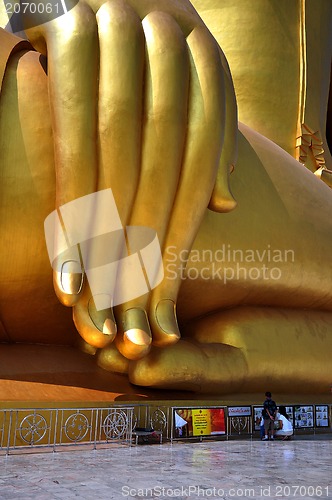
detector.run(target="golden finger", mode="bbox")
[115,10,190,359]
[35,4,99,305]
[149,26,230,346]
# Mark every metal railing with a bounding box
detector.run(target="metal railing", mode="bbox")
[0,406,134,454]
[227,416,252,437]
[0,403,330,454]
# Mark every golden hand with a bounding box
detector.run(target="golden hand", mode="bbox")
[21,0,237,360]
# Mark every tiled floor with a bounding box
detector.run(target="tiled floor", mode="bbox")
[0,437,331,499]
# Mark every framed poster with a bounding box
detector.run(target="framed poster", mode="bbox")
[253,406,264,431]
[173,408,225,437]
[284,406,294,425]
[173,409,192,438]
[294,405,314,428]
[254,406,294,430]
[315,405,329,427]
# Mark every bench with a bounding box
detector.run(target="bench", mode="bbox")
[132,429,163,445]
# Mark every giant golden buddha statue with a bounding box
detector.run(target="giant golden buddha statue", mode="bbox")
[0,0,331,399]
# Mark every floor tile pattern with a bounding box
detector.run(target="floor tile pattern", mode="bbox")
[0,437,331,499]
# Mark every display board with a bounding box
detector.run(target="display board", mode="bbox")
[254,406,294,430]
[227,407,251,417]
[253,406,264,430]
[294,405,314,429]
[173,408,225,437]
[315,405,329,427]
[284,406,294,425]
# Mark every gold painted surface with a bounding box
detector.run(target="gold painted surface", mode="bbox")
[0,1,331,399]
[191,0,332,169]
[296,0,332,170]
[0,29,30,86]
[191,0,301,156]
[315,167,332,188]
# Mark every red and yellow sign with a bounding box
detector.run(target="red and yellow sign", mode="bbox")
[177,408,225,437]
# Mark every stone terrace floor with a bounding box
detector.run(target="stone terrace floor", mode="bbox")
[0,435,331,499]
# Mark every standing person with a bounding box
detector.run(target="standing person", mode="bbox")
[262,391,277,441]
[275,406,293,440]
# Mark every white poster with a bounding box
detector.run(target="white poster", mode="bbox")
[294,405,314,428]
[315,405,329,427]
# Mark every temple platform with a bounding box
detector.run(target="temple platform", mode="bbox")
[0,436,331,499]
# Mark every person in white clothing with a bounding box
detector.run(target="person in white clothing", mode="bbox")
[275,406,293,440]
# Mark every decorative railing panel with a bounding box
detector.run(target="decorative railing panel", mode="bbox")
[0,407,134,454]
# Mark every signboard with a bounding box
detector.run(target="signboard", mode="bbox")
[192,409,211,436]
[315,405,329,427]
[294,405,314,428]
[174,408,225,437]
[253,406,264,430]
[285,406,294,424]
[227,407,251,417]
[254,406,294,430]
